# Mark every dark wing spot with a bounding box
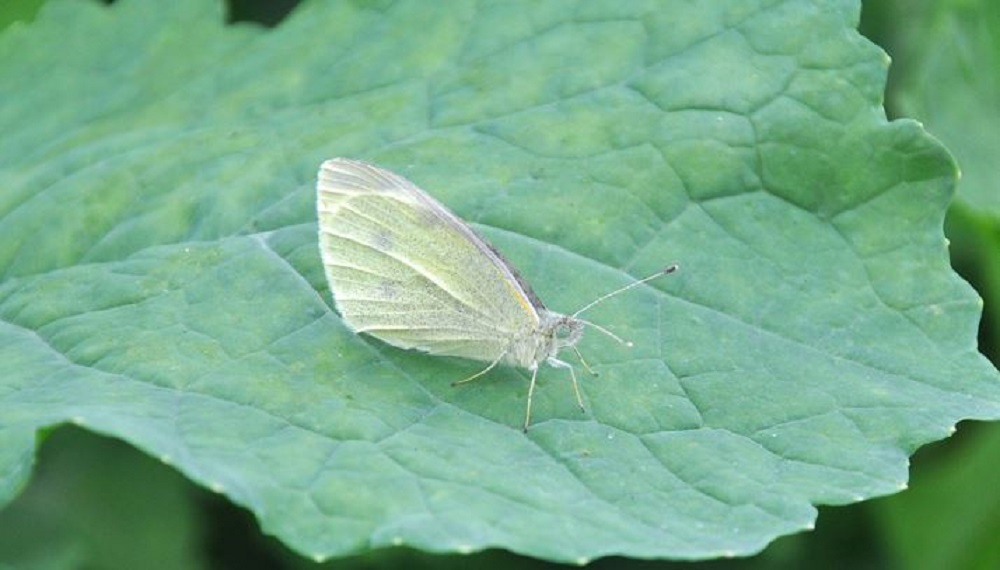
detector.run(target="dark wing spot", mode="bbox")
[373,230,394,252]
[377,280,400,300]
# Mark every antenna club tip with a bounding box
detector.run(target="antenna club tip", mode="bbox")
[662,264,679,274]
[625,341,634,348]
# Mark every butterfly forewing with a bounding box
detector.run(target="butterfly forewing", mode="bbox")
[317,158,540,362]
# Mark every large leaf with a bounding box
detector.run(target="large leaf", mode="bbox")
[1,0,998,563]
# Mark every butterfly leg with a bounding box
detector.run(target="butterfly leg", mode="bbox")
[571,346,599,377]
[451,352,505,387]
[547,357,586,414]
[523,364,539,432]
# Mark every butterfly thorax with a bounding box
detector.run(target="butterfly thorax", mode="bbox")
[504,310,584,370]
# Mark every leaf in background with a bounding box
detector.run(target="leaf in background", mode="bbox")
[1,0,998,563]
[0,0,45,31]
[0,428,207,570]
[872,425,1000,569]
[883,0,1000,216]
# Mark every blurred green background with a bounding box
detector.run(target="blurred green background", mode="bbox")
[0,0,997,568]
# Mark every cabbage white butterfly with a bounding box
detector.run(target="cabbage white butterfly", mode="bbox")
[317,158,676,431]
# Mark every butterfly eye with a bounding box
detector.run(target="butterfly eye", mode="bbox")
[554,322,574,340]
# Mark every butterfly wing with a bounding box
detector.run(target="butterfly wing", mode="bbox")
[317,158,541,364]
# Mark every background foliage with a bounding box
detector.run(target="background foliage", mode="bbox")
[1,0,999,568]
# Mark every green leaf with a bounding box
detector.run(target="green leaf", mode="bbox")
[1,0,998,563]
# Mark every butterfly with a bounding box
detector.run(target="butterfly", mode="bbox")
[317,158,676,430]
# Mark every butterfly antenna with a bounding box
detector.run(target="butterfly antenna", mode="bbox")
[571,264,678,319]
[576,317,633,347]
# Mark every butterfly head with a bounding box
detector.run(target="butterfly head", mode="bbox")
[551,315,585,350]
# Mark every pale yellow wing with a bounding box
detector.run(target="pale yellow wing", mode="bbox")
[316,158,541,363]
